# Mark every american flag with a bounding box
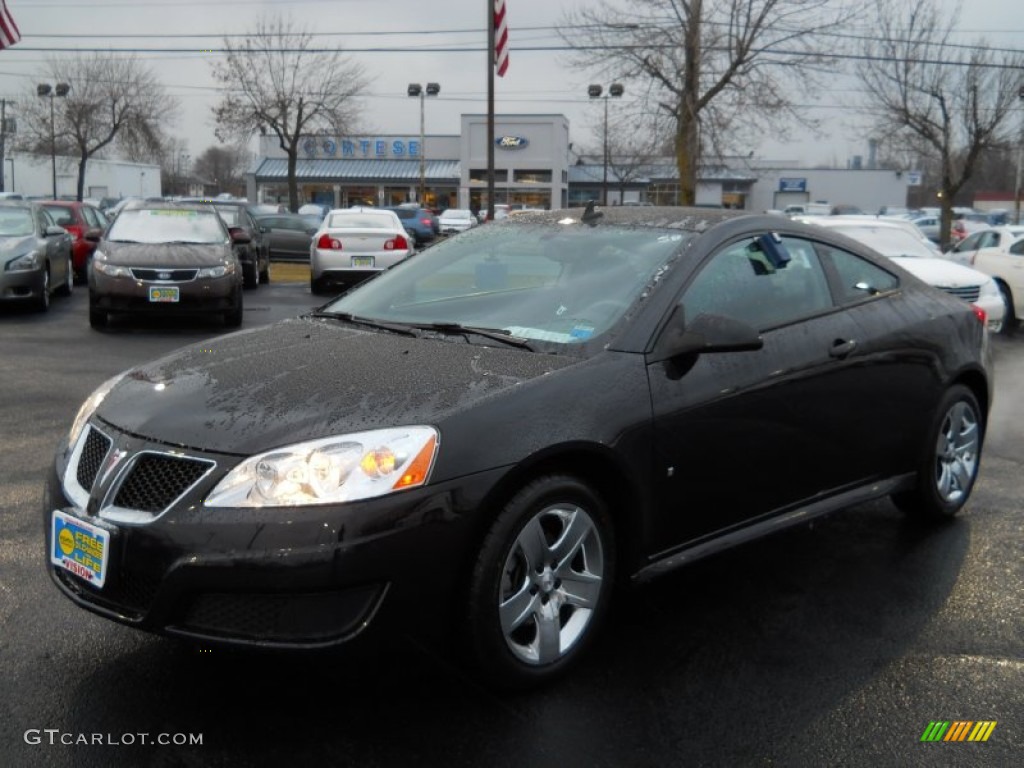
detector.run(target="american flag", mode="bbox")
[494,0,509,77]
[0,0,20,50]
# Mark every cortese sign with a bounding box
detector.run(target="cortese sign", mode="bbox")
[496,135,529,150]
[301,137,422,159]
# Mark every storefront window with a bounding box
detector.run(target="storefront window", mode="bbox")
[512,170,552,184]
[470,168,509,183]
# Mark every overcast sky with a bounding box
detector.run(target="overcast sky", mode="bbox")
[1,0,1021,166]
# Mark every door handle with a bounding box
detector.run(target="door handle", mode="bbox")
[829,339,857,358]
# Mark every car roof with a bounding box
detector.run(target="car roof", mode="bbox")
[491,205,747,231]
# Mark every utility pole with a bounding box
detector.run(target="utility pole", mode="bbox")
[1015,85,1024,225]
[0,99,8,193]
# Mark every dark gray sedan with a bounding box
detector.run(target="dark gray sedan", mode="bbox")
[255,212,322,262]
[0,201,74,311]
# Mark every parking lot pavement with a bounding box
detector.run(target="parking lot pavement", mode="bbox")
[1,284,1021,767]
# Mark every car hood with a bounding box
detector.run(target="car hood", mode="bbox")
[0,235,38,259]
[890,256,992,288]
[98,240,232,266]
[95,317,577,455]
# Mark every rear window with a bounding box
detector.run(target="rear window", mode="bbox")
[327,212,395,229]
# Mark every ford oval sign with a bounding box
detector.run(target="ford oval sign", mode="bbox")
[496,135,529,150]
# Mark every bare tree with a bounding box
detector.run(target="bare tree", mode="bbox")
[191,144,250,197]
[17,54,178,200]
[561,0,859,205]
[211,15,367,212]
[858,0,1024,248]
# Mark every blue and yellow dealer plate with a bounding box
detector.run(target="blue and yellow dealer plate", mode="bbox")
[51,510,111,588]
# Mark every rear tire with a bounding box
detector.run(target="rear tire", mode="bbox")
[892,384,983,520]
[996,282,1016,336]
[465,474,615,690]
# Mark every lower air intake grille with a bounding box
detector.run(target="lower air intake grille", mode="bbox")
[113,453,212,513]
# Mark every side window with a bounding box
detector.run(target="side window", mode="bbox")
[38,209,54,231]
[956,232,982,252]
[681,235,833,331]
[979,232,998,249]
[1010,239,1024,256]
[82,206,101,228]
[817,243,899,304]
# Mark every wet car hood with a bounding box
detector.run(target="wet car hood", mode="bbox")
[0,234,39,259]
[96,317,577,455]
[99,240,232,266]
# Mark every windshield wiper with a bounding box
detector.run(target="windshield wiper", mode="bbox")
[409,322,535,350]
[309,311,420,337]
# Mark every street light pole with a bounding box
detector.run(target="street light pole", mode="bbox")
[408,82,440,205]
[588,83,624,206]
[37,83,70,199]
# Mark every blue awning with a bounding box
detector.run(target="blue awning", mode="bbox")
[254,158,461,182]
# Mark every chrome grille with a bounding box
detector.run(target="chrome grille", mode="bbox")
[129,268,199,282]
[113,453,213,513]
[75,427,111,492]
[940,285,981,303]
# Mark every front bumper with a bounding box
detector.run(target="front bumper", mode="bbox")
[0,267,46,302]
[44,421,501,649]
[90,272,241,316]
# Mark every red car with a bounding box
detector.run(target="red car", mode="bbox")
[39,201,110,284]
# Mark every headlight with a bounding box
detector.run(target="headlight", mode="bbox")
[67,371,128,448]
[197,262,236,278]
[977,278,1000,299]
[205,426,439,508]
[6,252,39,271]
[92,252,132,278]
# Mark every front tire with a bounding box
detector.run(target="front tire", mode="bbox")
[892,384,983,520]
[224,287,243,327]
[56,254,74,297]
[33,268,51,312]
[466,475,615,689]
[243,260,259,290]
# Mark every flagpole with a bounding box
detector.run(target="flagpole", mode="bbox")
[486,0,495,222]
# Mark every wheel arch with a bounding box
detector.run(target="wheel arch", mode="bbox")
[952,368,990,429]
[466,442,648,583]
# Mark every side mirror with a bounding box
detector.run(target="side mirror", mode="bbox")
[651,305,763,363]
[44,225,66,238]
[84,227,103,243]
[229,227,252,245]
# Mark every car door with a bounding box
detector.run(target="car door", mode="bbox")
[272,217,315,259]
[646,233,936,549]
[980,237,1024,314]
[39,208,71,287]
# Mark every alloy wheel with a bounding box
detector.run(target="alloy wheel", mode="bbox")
[498,504,605,665]
[934,400,979,504]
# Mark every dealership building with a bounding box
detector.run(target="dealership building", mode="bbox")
[247,112,911,214]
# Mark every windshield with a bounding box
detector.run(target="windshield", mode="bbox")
[107,208,228,244]
[326,212,396,229]
[0,209,34,236]
[322,223,691,348]
[832,226,934,258]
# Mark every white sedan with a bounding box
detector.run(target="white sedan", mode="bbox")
[438,209,477,235]
[804,218,1007,333]
[310,207,412,296]
[946,227,1024,334]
